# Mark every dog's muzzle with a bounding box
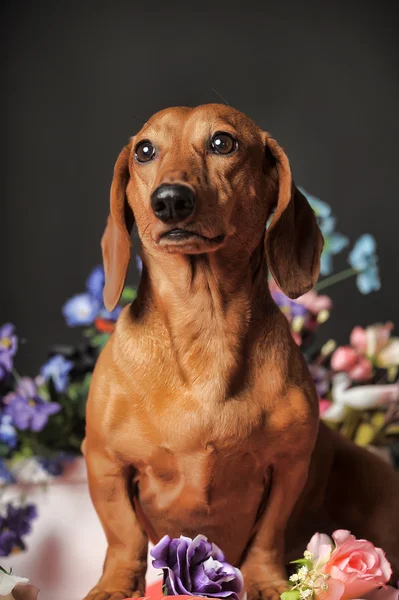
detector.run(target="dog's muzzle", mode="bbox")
[151,184,196,224]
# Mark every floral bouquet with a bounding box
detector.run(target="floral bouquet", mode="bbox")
[132,531,399,600]
[270,189,399,465]
[0,189,398,557]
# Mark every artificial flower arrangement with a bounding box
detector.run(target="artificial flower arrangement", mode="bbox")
[137,530,399,600]
[0,189,398,559]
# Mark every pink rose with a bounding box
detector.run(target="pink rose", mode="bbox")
[348,356,374,382]
[321,530,392,600]
[331,347,359,372]
[350,323,394,358]
[350,326,368,354]
[331,348,373,382]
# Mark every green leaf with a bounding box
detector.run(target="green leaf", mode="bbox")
[67,383,81,402]
[0,443,11,458]
[121,287,137,303]
[91,333,111,348]
[83,327,96,338]
[290,559,313,569]
[281,591,301,600]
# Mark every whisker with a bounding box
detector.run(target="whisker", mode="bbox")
[211,88,230,106]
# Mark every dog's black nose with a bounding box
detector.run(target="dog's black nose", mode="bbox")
[151,184,195,223]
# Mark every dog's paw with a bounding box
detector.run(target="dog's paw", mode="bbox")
[82,588,142,600]
[245,579,288,600]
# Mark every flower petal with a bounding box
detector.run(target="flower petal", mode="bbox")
[376,339,399,368]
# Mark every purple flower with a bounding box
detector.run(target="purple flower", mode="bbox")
[308,364,330,397]
[0,529,24,556]
[40,354,73,393]
[151,535,245,600]
[0,503,37,556]
[136,255,142,274]
[38,453,73,477]
[86,265,105,301]
[0,413,17,448]
[271,291,308,322]
[4,377,61,432]
[62,293,100,327]
[0,323,18,382]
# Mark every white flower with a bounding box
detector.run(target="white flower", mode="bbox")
[300,590,313,599]
[9,458,52,485]
[289,574,299,582]
[298,566,309,581]
[322,372,399,423]
[0,568,29,595]
[303,550,313,561]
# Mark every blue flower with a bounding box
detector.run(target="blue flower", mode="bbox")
[299,187,331,219]
[318,215,349,275]
[348,234,381,294]
[0,459,15,484]
[136,255,142,274]
[299,188,348,276]
[40,354,73,393]
[98,305,122,322]
[0,413,18,449]
[86,265,105,301]
[62,293,100,327]
[38,453,74,477]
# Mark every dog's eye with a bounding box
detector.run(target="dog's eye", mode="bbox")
[135,140,156,163]
[210,132,237,155]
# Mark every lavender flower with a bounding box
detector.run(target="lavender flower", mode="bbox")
[4,377,61,432]
[151,535,245,599]
[0,323,18,382]
[40,354,73,393]
[136,255,143,274]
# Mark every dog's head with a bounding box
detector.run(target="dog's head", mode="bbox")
[102,104,323,310]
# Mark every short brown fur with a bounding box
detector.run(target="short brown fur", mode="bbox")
[83,105,399,600]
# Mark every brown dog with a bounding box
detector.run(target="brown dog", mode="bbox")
[83,104,399,600]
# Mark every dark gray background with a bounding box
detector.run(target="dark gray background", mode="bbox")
[1,0,398,375]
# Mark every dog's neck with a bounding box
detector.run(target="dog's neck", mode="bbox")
[137,245,272,400]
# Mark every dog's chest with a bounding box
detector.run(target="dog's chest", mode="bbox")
[129,395,271,516]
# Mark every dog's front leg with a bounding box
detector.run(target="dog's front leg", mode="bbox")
[83,446,148,600]
[241,456,310,600]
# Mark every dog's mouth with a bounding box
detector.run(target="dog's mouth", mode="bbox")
[158,228,226,250]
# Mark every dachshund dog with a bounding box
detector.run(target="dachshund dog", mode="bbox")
[83,104,399,600]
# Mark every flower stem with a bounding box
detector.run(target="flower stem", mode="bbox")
[12,367,22,386]
[315,267,357,292]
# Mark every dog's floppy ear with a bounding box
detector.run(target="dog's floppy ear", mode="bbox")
[102,142,135,312]
[264,136,324,299]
